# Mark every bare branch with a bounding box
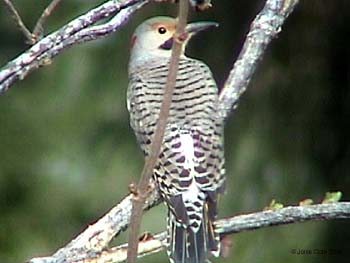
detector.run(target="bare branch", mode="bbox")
[28,190,160,263]
[0,0,149,94]
[126,1,189,262]
[6,1,339,263]
[33,202,349,263]
[218,0,300,120]
[214,201,350,234]
[32,0,64,42]
[3,0,33,43]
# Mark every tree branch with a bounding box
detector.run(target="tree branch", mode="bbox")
[126,1,189,262]
[32,0,64,42]
[28,190,160,263]
[3,0,33,42]
[218,0,299,120]
[6,0,342,263]
[0,0,149,94]
[29,202,350,263]
[3,0,65,45]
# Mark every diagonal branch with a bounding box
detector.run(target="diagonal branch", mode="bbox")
[3,0,33,42]
[32,0,64,41]
[0,0,149,94]
[93,202,350,263]
[29,202,350,263]
[3,0,65,45]
[218,0,300,120]
[5,0,331,263]
[28,191,160,263]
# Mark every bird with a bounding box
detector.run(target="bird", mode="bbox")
[127,16,225,263]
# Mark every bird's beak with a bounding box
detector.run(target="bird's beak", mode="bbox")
[185,21,219,35]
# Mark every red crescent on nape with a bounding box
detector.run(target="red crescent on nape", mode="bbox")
[130,35,137,49]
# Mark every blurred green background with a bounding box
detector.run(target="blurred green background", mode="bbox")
[0,0,349,262]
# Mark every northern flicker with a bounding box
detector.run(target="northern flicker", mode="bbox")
[127,16,225,263]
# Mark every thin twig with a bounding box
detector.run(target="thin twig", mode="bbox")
[126,1,189,262]
[30,202,350,263]
[0,0,147,94]
[32,0,64,43]
[2,1,323,262]
[3,0,33,43]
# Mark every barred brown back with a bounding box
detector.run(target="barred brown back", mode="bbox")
[127,56,225,263]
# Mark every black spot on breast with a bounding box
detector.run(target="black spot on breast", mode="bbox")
[179,169,190,177]
[164,161,172,166]
[195,176,209,184]
[189,214,201,220]
[194,166,206,173]
[170,169,178,174]
[194,151,204,158]
[191,222,199,228]
[178,179,192,188]
[208,173,215,178]
[172,142,181,149]
[176,156,186,163]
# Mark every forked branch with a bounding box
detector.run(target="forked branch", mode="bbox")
[0,0,148,93]
[32,0,64,41]
[4,1,341,263]
[28,202,350,263]
[3,0,64,44]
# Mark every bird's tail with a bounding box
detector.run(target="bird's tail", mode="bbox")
[166,204,220,263]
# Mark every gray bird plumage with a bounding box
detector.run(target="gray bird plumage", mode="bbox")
[127,17,225,263]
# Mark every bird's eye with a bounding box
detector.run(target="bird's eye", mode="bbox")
[158,27,167,34]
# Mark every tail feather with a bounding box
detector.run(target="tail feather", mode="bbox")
[167,205,220,263]
[206,216,219,257]
[187,222,206,263]
[174,219,186,263]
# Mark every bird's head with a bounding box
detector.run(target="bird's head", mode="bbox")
[129,16,218,65]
